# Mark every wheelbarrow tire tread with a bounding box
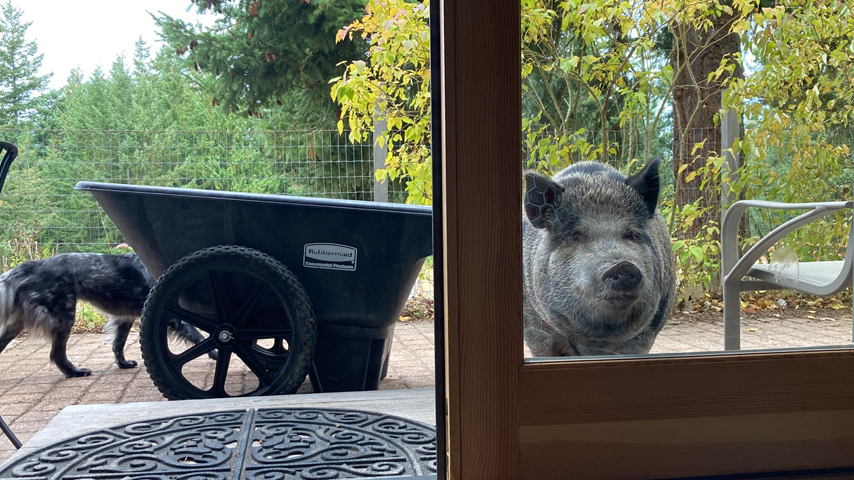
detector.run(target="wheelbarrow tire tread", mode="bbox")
[140,245,317,400]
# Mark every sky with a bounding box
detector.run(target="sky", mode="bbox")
[8,0,218,90]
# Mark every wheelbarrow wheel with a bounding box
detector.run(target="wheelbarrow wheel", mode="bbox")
[140,245,317,400]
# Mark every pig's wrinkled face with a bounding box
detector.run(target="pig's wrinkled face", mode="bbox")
[530,175,661,344]
[545,220,654,338]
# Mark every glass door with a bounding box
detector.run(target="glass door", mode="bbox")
[438,0,854,478]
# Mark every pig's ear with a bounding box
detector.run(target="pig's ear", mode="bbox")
[626,158,661,217]
[524,171,564,229]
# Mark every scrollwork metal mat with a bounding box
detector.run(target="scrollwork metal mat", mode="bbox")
[0,408,437,479]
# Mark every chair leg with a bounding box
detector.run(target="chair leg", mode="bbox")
[0,414,21,449]
[723,281,741,351]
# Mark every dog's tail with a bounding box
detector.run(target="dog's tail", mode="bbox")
[0,270,22,338]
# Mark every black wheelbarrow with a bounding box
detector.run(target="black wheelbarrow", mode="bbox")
[74,181,432,400]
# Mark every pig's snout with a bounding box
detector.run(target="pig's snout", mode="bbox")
[601,261,643,301]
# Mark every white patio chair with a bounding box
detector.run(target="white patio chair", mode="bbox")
[721,200,854,350]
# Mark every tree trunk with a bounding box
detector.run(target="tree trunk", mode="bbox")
[670,14,743,240]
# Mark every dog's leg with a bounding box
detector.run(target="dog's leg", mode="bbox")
[0,325,23,355]
[46,300,91,377]
[109,317,138,369]
[50,328,91,377]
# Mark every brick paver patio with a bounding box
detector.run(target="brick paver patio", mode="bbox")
[1,312,852,464]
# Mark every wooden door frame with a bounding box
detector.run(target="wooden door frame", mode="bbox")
[439,0,522,477]
[438,1,854,479]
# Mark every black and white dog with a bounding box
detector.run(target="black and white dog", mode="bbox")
[0,253,205,377]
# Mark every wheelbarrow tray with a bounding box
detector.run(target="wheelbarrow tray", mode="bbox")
[75,182,432,392]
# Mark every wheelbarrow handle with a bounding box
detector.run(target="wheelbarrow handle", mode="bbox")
[0,142,18,195]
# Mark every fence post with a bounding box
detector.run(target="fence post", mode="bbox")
[373,102,389,203]
[719,90,747,292]
[720,90,741,208]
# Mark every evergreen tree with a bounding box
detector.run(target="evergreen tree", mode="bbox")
[99,56,135,130]
[154,0,367,127]
[0,1,51,127]
[57,41,267,136]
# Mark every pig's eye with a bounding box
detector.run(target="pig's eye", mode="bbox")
[568,230,586,243]
[623,230,642,242]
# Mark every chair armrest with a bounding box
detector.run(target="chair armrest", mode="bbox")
[721,200,853,281]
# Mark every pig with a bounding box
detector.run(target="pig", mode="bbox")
[522,158,675,357]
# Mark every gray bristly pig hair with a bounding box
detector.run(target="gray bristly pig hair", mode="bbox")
[522,158,676,357]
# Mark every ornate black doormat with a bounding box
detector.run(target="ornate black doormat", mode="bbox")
[0,408,437,479]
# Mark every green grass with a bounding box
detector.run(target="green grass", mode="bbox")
[72,303,108,333]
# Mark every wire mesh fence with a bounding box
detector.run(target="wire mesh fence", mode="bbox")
[522,128,675,178]
[739,128,854,265]
[521,126,853,255]
[0,129,408,260]
[0,127,850,263]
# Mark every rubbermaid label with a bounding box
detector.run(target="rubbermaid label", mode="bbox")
[303,243,357,271]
